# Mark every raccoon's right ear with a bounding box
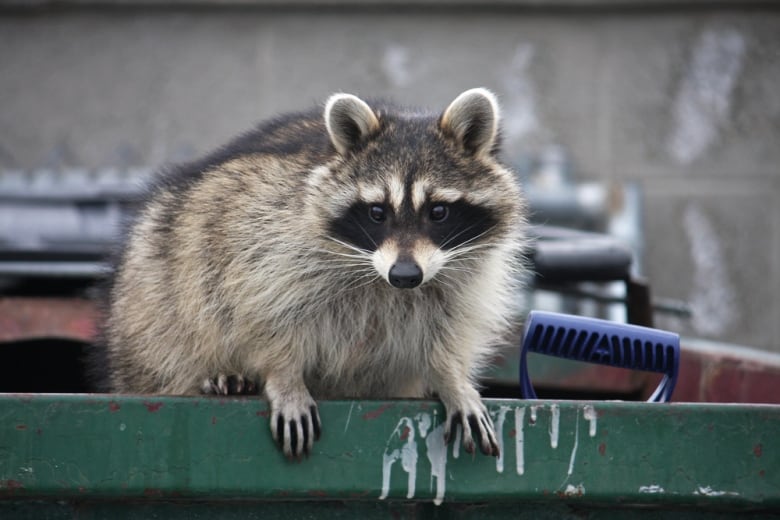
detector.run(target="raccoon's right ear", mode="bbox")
[325,94,381,155]
[440,88,500,157]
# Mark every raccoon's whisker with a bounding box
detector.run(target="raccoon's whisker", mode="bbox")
[348,218,378,249]
[447,225,496,251]
[324,262,375,270]
[439,224,476,250]
[319,241,373,260]
[442,233,496,261]
[433,272,461,291]
[318,251,372,261]
[317,274,381,304]
[324,236,373,254]
[439,265,478,275]
[444,250,492,263]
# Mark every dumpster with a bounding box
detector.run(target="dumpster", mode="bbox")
[0,396,778,517]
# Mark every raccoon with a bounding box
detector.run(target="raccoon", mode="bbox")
[100,88,527,459]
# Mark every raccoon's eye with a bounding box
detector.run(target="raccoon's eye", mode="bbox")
[368,205,386,223]
[429,204,449,222]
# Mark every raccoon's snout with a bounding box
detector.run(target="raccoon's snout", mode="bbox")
[388,261,423,289]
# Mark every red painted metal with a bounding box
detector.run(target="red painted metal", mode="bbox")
[0,297,99,343]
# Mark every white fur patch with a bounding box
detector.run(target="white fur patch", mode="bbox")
[373,241,399,283]
[358,182,386,205]
[414,241,445,284]
[388,176,405,212]
[429,187,463,204]
[412,183,463,212]
[411,180,428,212]
[308,165,331,189]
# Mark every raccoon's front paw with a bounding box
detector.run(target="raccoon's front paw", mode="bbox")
[201,374,259,395]
[269,394,322,459]
[443,394,500,457]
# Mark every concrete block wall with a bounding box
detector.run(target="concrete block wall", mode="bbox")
[1,3,778,351]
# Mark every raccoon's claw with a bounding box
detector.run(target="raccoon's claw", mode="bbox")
[201,374,258,395]
[443,400,500,457]
[270,400,321,460]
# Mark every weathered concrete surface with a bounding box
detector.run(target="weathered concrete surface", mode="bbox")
[1,5,779,351]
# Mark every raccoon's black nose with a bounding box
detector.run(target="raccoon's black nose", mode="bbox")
[389,261,423,289]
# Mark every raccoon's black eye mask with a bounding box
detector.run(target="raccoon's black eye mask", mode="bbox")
[328,198,496,253]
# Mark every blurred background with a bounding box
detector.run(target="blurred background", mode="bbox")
[1,1,779,397]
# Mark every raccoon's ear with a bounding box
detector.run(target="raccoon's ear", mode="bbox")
[325,93,380,155]
[440,88,500,157]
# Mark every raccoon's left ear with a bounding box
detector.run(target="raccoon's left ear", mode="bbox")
[325,93,381,155]
[440,88,500,157]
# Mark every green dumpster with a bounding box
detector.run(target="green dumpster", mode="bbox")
[1,395,778,518]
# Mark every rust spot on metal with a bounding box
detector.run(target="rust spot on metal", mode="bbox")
[509,428,516,438]
[399,425,411,441]
[307,489,328,497]
[598,442,607,456]
[754,443,763,457]
[759,469,766,478]
[256,410,270,417]
[109,402,121,413]
[143,488,163,497]
[15,424,27,430]
[362,403,393,420]
[143,401,164,413]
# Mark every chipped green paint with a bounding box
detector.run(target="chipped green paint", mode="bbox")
[0,395,778,511]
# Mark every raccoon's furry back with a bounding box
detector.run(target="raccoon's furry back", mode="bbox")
[100,89,527,400]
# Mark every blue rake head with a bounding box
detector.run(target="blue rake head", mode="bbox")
[519,311,680,403]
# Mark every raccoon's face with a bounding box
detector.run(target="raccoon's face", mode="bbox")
[314,88,520,290]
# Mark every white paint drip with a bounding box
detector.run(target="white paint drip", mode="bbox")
[344,401,355,434]
[415,413,431,438]
[549,404,560,449]
[493,406,512,473]
[401,427,418,499]
[667,28,746,164]
[515,407,525,476]
[683,204,739,336]
[453,424,461,459]
[380,449,400,500]
[564,483,585,496]
[583,405,598,438]
[695,486,740,497]
[530,405,540,425]
[639,485,666,494]
[426,423,448,506]
[379,417,417,500]
[567,412,580,476]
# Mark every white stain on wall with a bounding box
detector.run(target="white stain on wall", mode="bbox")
[500,44,539,143]
[682,204,739,336]
[667,28,746,164]
[382,44,415,88]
